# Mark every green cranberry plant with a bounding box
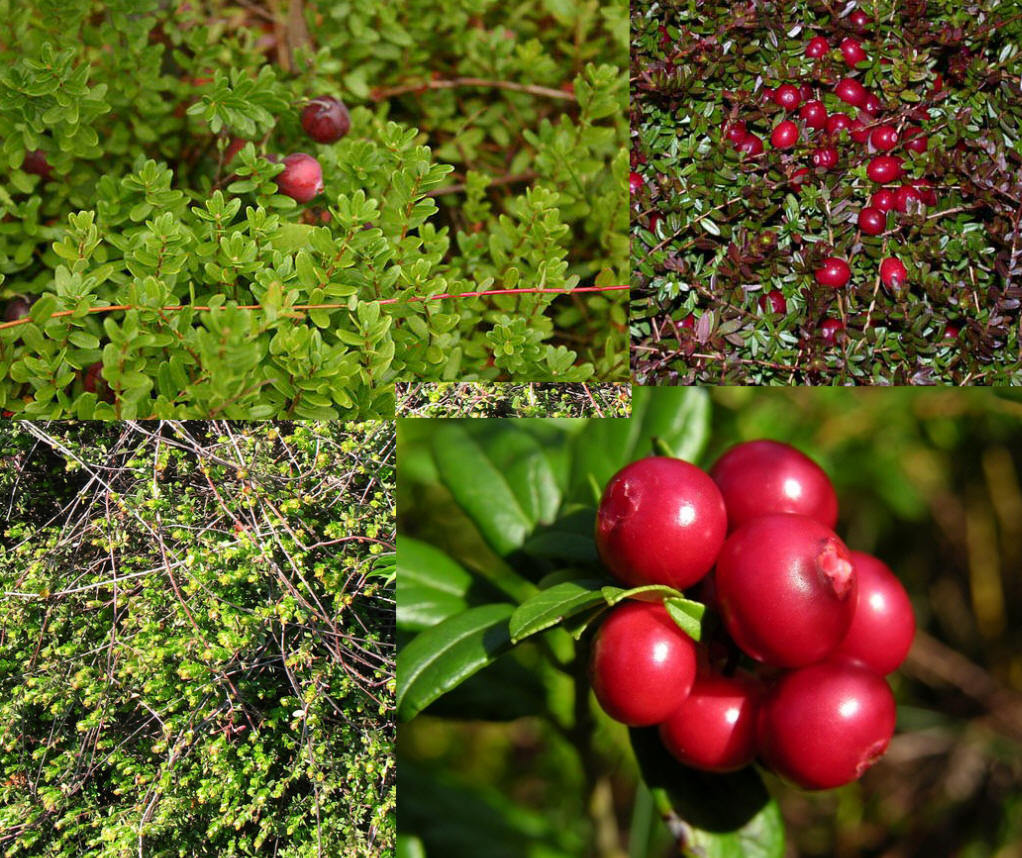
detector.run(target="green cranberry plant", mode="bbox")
[631,0,1022,385]
[0,421,395,857]
[395,381,631,418]
[0,0,628,419]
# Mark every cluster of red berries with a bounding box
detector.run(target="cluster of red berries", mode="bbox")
[589,440,914,789]
[271,95,350,202]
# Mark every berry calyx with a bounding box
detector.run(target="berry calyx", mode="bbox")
[759,290,787,314]
[774,84,802,111]
[799,100,828,129]
[834,551,916,674]
[273,152,324,203]
[805,36,830,59]
[880,257,908,288]
[770,120,799,149]
[819,318,845,343]
[812,146,839,170]
[835,78,868,108]
[595,456,727,590]
[870,189,897,212]
[866,155,903,183]
[300,95,351,144]
[839,37,868,67]
[659,674,762,772]
[869,124,900,151]
[814,257,851,288]
[590,601,697,726]
[758,660,896,789]
[709,439,839,530]
[858,206,886,236]
[737,134,764,156]
[629,171,645,195]
[715,514,857,667]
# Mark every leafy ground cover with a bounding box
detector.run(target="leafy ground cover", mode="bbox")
[0,421,395,857]
[395,382,631,418]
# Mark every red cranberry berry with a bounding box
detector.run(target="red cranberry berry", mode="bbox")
[300,95,351,144]
[849,9,873,29]
[761,86,776,103]
[806,36,831,59]
[771,120,800,149]
[812,146,839,170]
[880,257,908,288]
[82,362,107,397]
[678,314,696,330]
[774,84,802,111]
[22,149,52,180]
[870,124,900,151]
[835,78,868,108]
[862,93,883,114]
[759,290,787,314]
[893,184,924,212]
[715,514,857,667]
[834,551,916,674]
[815,257,851,288]
[840,37,868,67]
[944,323,960,340]
[647,212,663,233]
[595,456,727,590]
[4,297,32,322]
[870,189,897,211]
[867,155,903,183]
[629,171,645,195]
[849,118,871,143]
[737,134,764,156]
[903,128,929,153]
[826,112,852,136]
[758,660,896,789]
[858,206,886,235]
[819,318,845,343]
[911,178,938,206]
[274,153,324,203]
[799,100,828,129]
[590,602,697,726]
[659,674,762,772]
[799,83,814,102]
[724,120,748,145]
[709,440,838,530]
[790,167,812,192]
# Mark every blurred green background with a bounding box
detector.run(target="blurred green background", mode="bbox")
[397,389,1022,858]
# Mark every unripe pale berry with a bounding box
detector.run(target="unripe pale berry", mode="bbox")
[835,78,868,108]
[806,36,830,58]
[758,660,896,790]
[834,551,916,674]
[300,95,351,143]
[590,601,697,726]
[799,100,828,129]
[880,257,907,288]
[659,674,762,772]
[870,124,900,151]
[709,440,838,530]
[867,155,903,183]
[715,514,857,667]
[774,84,802,111]
[858,206,886,235]
[815,257,851,288]
[771,120,799,149]
[595,457,727,590]
[274,153,324,203]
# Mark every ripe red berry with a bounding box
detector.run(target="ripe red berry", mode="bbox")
[806,36,830,58]
[22,149,53,180]
[274,153,324,203]
[300,95,351,144]
[760,86,775,103]
[910,178,938,205]
[647,213,662,233]
[825,112,852,136]
[870,124,899,151]
[4,297,32,322]
[759,290,787,314]
[774,84,802,111]
[893,184,923,212]
[799,100,828,129]
[737,134,764,156]
[678,314,696,330]
[849,118,870,143]
[629,171,645,195]
[709,440,838,531]
[82,362,106,396]
[849,9,873,29]
[858,206,886,235]
[595,457,727,590]
[870,189,897,211]
[840,37,868,67]
[812,146,839,169]
[862,93,883,114]
[799,84,813,102]
[724,120,748,145]
[880,257,908,288]
[758,660,896,789]
[835,78,868,108]
[715,514,857,667]
[771,120,799,149]
[931,73,944,94]
[834,551,916,674]
[815,256,851,288]
[867,155,903,183]
[819,318,845,343]
[903,127,929,153]
[944,323,960,339]
[790,166,812,192]
[659,674,762,772]
[590,601,697,726]
[223,136,247,165]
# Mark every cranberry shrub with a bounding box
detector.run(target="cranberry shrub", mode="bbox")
[631,0,1022,385]
[0,1,627,419]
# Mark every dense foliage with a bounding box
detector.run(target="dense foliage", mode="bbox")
[631,0,1022,385]
[396,388,1022,858]
[0,0,628,419]
[396,382,631,418]
[0,421,395,856]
